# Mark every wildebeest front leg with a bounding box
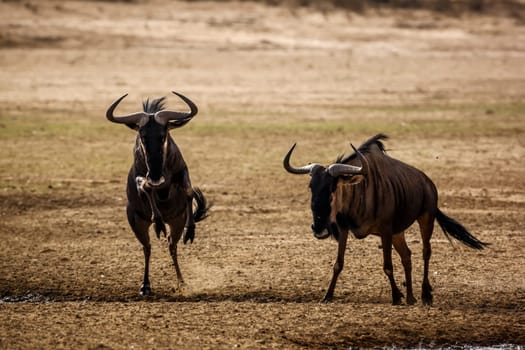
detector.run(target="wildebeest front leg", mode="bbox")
[136,176,166,239]
[382,234,404,305]
[322,230,348,303]
[127,206,153,296]
[418,213,434,305]
[393,232,417,305]
[168,219,186,289]
[181,170,195,244]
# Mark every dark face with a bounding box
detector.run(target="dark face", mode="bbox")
[309,166,337,239]
[138,116,168,186]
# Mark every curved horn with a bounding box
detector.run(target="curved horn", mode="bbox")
[327,144,368,177]
[106,93,148,125]
[327,163,363,177]
[351,143,369,175]
[283,143,320,175]
[154,91,198,125]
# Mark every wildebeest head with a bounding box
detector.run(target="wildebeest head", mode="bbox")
[106,91,198,187]
[283,143,367,239]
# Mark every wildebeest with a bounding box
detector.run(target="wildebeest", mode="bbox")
[106,91,209,295]
[283,134,487,305]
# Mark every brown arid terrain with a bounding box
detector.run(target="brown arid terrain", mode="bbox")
[1,0,524,348]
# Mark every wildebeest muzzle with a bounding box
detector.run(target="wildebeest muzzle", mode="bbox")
[311,217,331,240]
[146,175,165,188]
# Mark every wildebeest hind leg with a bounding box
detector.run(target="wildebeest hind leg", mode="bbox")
[322,231,348,303]
[381,234,404,305]
[168,218,186,290]
[127,207,152,296]
[417,213,434,305]
[393,232,416,305]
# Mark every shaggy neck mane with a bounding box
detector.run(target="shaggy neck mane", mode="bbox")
[333,133,389,231]
[337,133,388,164]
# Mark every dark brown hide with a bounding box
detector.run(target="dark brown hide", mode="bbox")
[284,134,487,305]
[107,92,209,296]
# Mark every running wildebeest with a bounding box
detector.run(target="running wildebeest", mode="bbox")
[283,134,487,305]
[106,91,209,296]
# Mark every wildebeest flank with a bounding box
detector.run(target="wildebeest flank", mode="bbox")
[106,91,209,296]
[284,134,488,305]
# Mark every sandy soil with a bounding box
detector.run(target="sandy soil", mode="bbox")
[0,0,524,348]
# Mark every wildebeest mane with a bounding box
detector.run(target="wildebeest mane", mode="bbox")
[333,133,392,236]
[142,97,166,113]
[336,133,388,164]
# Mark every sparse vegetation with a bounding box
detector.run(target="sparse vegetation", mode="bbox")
[1,0,524,348]
[183,0,525,17]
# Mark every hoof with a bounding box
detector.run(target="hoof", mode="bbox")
[175,282,192,296]
[406,296,417,305]
[154,219,167,239]
[392,291,404,305]
[140,284,152,296]
[422,291,433,306]
[422,296,433,306]
[321,294,333,303]
[422,284,433,306]
[392,298,403,306]
[183,225,195,244]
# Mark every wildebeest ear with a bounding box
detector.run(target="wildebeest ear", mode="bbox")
[167,118,192,130]
[125,123,139,131]
[344,174,365,185]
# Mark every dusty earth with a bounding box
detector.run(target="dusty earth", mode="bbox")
[1,0,525,349]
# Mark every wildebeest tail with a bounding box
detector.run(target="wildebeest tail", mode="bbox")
[436,209,487,250]
[193,187,210,222]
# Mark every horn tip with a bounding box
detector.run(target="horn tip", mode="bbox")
[115,93,129,103]
[171,91,198,113]
[286,143,297,155]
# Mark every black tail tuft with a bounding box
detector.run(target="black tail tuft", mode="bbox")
[436,209,488,250]
[193,187,211,223]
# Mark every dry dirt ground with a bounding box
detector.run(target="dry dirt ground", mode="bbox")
[1,0,525,349]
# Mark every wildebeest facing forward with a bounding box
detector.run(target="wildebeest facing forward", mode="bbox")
[106,91,209,295]
[283,134,487,305]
